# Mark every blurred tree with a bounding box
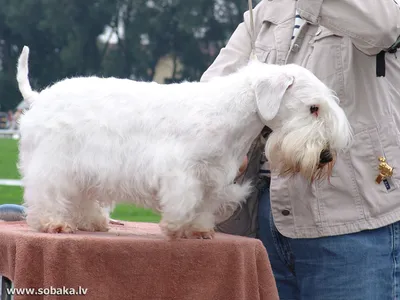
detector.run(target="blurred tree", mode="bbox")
[0,0,114,110]
[39,0,115,76]
[0,0,52,110]
[0,0,260,110]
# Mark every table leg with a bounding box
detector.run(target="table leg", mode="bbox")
[1,276,12,300]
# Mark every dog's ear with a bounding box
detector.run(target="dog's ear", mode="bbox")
[255,73,294,123]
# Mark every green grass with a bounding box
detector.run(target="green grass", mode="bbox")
[0,185,23,205]
[0,139,160,222]
[0,138,20,179]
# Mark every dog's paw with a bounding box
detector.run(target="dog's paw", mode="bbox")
[159,219,215,240]
[77,220,109,232]
[159,221,189,239]
[41,222,75,234]
[184,229,215,240]
[159,223,182,239]
[78,224,109,232]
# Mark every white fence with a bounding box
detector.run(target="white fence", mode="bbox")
[0,180,22,187]
[0,130,19,139]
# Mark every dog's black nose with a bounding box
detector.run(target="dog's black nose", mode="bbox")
[319,149,333,164]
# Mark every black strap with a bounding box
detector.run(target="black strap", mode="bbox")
[376,50,386,77]
[376,36,400,77]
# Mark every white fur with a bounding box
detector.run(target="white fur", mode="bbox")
[15,46,352,239]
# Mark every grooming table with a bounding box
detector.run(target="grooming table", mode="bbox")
[0,221,278,300]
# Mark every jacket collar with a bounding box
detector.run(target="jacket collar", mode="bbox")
[262,0,296,24]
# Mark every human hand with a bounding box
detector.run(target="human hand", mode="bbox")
[237,155,248,177]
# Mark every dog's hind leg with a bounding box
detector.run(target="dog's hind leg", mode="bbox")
[158,171,208,239]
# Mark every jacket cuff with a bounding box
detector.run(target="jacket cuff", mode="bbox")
[296,0,324,24]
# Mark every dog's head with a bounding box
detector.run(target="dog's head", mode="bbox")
[246,61,353,181]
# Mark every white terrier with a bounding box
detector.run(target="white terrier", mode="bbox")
[16,46,352,239]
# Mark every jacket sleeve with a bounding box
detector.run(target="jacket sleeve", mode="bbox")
[296,0,400,55]
[200,1,267,82]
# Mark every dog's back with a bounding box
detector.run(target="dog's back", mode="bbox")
[20,66,244,186]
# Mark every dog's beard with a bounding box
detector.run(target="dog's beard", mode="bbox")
[268,149,335,182]
[265,130,335,182]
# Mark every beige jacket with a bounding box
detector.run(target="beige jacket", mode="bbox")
[201,0,400,238]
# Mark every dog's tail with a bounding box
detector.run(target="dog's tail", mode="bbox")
[16,46,38,104]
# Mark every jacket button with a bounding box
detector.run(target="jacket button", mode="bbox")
[281,210,290,216]
[292,44,300,52]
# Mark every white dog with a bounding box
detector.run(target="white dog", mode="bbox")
[16,46,352,239]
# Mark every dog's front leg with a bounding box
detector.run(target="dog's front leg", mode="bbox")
[157,171,214,239]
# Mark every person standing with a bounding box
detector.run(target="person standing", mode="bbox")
[201,1,400,298]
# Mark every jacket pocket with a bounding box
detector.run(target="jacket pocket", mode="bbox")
[315,122,400,224]
[306,29,345,99]
[352,122,400,218]
[378,126,400,193]
[314,148,363,225]
[352,123,400,195]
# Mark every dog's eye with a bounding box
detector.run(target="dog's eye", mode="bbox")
[310,105,319,114]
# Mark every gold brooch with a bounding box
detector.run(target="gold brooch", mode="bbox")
[375,157,394,184]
